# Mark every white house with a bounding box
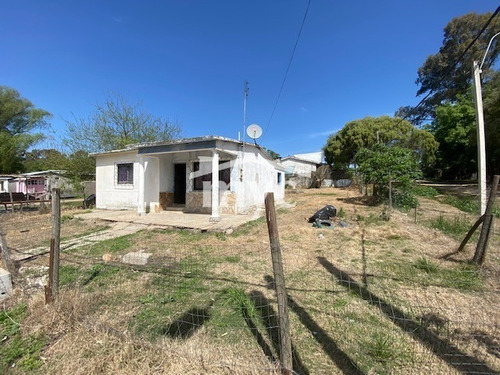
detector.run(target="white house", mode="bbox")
[94,136,286,221]
[281,153,322,178]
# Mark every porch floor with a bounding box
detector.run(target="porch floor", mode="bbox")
[76,208,262,233]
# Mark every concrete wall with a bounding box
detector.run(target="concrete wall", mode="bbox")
[281,159,317,177]
[239,146,284,211]
[96,150,139,210]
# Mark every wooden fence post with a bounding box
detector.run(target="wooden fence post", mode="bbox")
[265,193,292,374]
[46,188,61,303]
[473,175,499,265]
[388,174,392,211]
[0,224,15,277]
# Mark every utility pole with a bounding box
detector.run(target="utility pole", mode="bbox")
[472,60,487,216]
[243,81,249,144]
[472,32,500,216]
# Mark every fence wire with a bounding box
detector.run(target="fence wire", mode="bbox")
[1,203,499,375]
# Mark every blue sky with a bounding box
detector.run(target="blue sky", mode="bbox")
[1,1,497,157]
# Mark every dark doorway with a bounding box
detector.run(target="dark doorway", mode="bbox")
[174,163,186,204]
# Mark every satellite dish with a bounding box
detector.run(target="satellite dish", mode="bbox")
[246,124,263,141]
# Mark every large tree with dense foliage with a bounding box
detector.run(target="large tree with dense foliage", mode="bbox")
[64,95,181,154]
[483,70,500,175]
[426,94,477,180]
[323,116,437,171]
[425,71,500,179]
[0,86,51,173]
[23,149,68,172]
[397,12,500,125]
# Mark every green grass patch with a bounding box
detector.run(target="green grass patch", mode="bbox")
[413,257,439,273]
[441,263,483,290]
[384,257,484,291]
[337,207,346,219]
[59,265,81,286]
[429,215,471,238]
[224,255,241,263]
[413,185,439,198]
[356,213,386,225]
[0,304,46,373]
[211,288,258,331]
[441,195,477,214]
[84,233,134,256]
[131,257,212,339]
[231,217,266,237]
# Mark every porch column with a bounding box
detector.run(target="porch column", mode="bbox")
[138,156,146,215]
[210,150,220,222]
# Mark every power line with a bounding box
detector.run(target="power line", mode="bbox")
[401,5,500,124]
[263,0,312,138]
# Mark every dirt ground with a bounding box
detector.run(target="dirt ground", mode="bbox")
[1,186,499,374]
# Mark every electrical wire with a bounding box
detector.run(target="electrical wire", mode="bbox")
[262,0,312,139]
[400,5,500,124]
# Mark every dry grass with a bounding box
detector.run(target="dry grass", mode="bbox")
[1,187,499,374]
[1,207,108,255]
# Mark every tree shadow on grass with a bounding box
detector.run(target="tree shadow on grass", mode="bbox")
[240,295,278,364]
[249,289,310,375]
[263,276,364,375]
[317,256,497,374]
[164,306,211,339]
[471,330,500,359]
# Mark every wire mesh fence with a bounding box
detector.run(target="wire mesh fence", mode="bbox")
[1,196,499,374]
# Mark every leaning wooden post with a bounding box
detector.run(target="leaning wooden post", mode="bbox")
[473,175,499,265]
[0,223,15,277]
[46,188,61,303]
[264,193,292,374]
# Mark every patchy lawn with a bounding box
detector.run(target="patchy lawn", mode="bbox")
[1,187,499,374]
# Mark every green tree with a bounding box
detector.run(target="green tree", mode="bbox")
[64,95,181,154]
[23,149,68,172]
[64,151,96,196]
[263,147,280,160]
[323,116,437,170]
[0,86,51,173]
[399,12,500,124]
[356,144,422,207]
[426,94,477,179]
[483,70,500,176]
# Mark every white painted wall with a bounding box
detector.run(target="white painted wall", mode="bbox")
[144,156,160,211]
[282,158,317,177]
[238,145,284,211]
[95,141,285,213]
[96,150,139,210]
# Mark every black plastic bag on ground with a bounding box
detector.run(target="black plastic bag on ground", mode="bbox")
[308,205,337,223]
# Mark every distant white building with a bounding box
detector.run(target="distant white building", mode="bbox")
[281,151,323,178]
[94,136,286,220]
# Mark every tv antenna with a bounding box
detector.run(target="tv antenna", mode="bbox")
[246,123,262,145]
[242,81,249,144]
